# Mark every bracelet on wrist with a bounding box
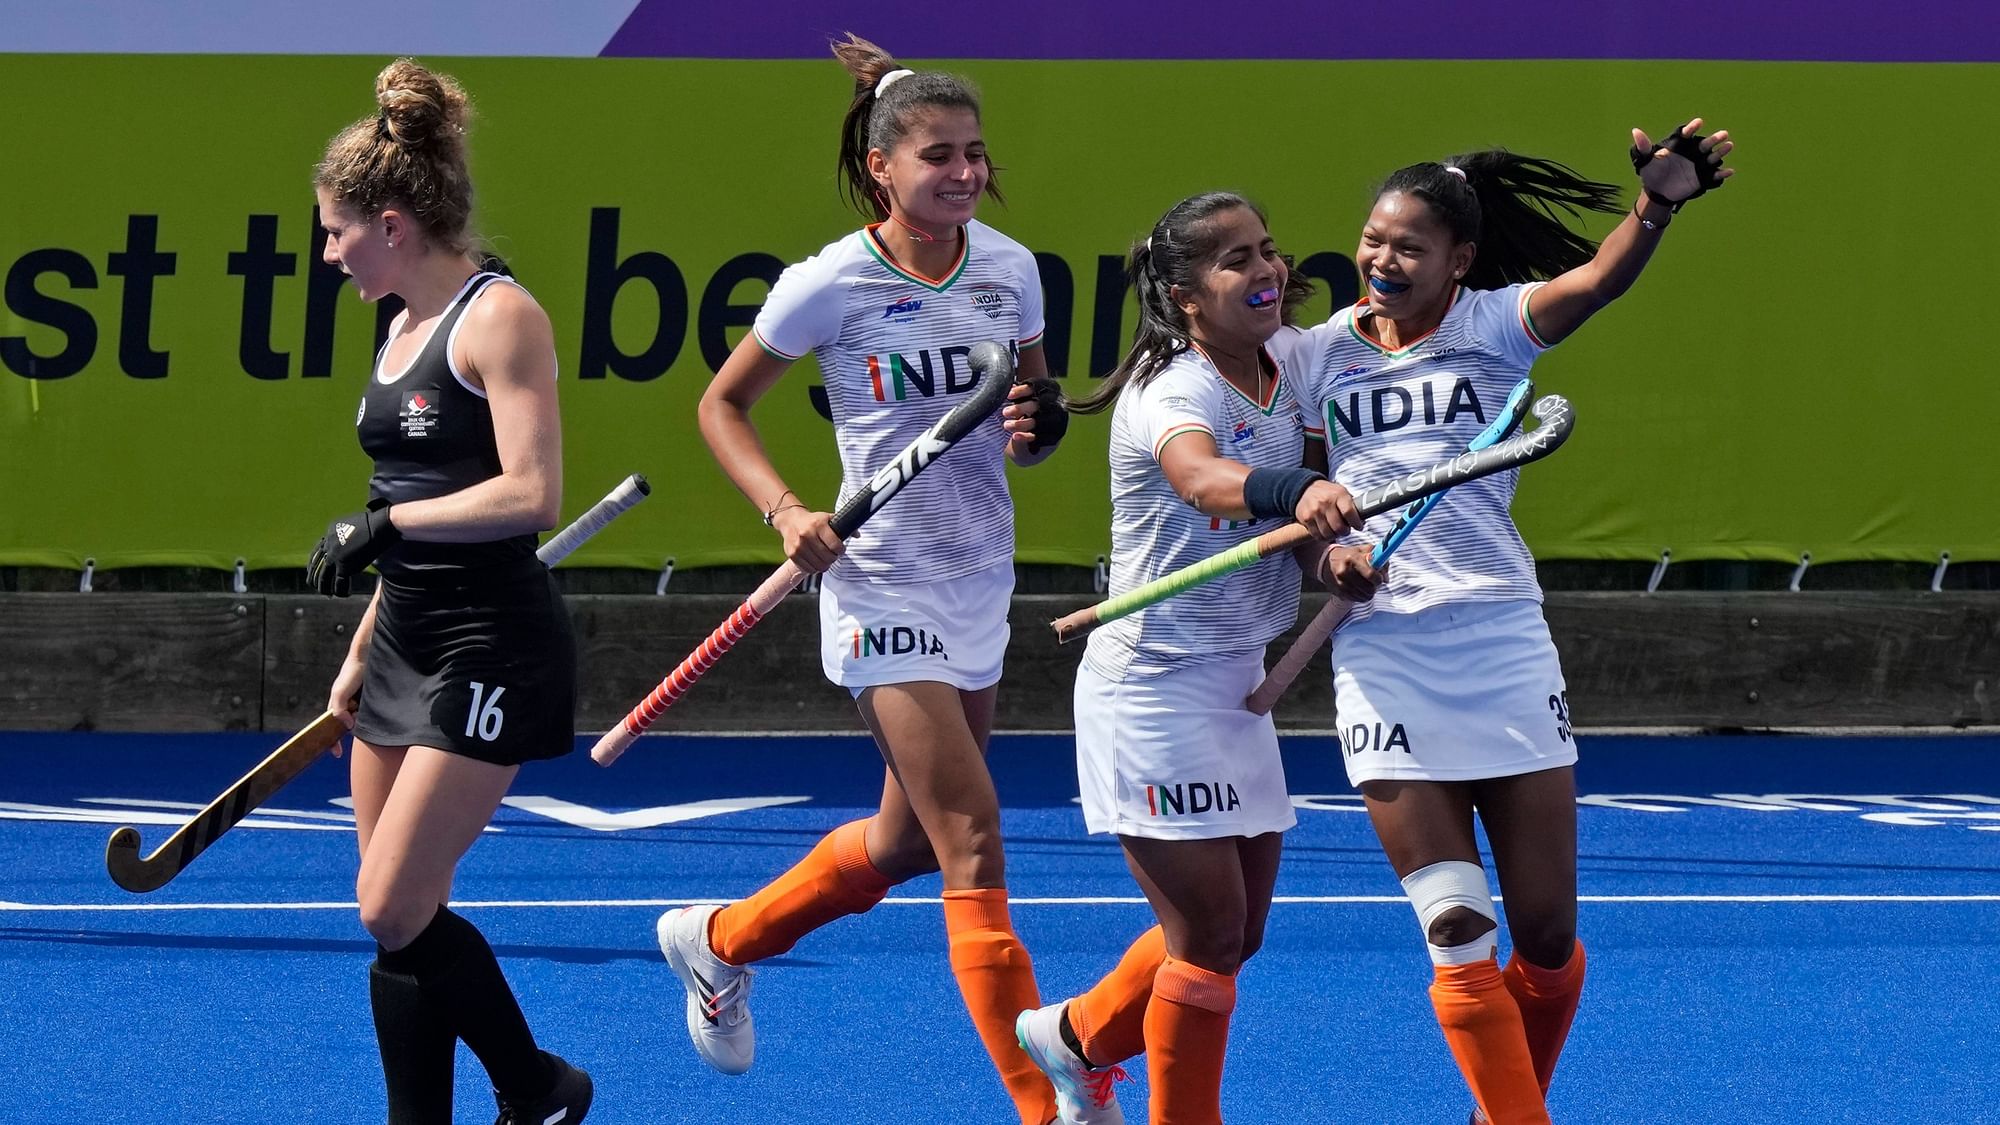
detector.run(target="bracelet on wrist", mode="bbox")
[762,489,801,527]
[1315,544,1340,586]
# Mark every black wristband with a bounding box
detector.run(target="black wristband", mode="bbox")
[1242,467,1323,521]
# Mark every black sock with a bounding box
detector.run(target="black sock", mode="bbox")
[369,958,455,1124]
[380,905,557,1103]
[1058,1004,1099,1068]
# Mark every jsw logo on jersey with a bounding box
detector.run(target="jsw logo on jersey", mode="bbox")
[881,297,923,322]
[1145,781,1242,817]
[1342,721,1412,757]
[1229,420,1256,446]
[1325,376,1486,440]
[852,626,950,660]
[865,345,988,403]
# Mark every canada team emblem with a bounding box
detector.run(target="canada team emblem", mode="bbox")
[400,390,440,439]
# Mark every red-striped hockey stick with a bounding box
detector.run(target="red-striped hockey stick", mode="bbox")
[590,341,1018,765]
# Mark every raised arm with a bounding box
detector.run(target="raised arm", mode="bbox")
[1526,118,1735,346]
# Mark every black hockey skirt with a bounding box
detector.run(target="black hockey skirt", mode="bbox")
[353,562,577,766]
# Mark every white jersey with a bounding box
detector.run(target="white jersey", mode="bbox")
[1083,345,1314,681]
[1291,283,1550,621]
[753,219,1044,585]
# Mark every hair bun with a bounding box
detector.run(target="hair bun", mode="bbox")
[373,58,469,150]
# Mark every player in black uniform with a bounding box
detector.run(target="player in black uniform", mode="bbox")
[305,58,590,1125]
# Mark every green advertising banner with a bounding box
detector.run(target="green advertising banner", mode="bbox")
[1,56,1992,569]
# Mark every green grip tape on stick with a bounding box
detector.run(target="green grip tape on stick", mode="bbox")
[1050,394,1576,645]
[1050,526,1308,643]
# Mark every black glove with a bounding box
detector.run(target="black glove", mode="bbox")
[306,497,400,597]
[1630,122,1726,212]
[1018,377,1069,453]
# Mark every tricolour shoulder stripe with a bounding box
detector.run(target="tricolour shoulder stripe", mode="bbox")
[752,328,802,362]
[1152,422,1213,460]
[1518,282,1552,350]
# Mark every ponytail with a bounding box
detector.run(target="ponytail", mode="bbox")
[1378,151,1622,288]
[1068,192,1308,415]
[830,32,1003,221]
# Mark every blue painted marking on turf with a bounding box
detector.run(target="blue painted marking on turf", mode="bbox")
[1,731,1996,1122]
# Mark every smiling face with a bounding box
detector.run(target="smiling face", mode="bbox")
[315,189,399,302]
[868,106,989,233]
[1174,205,1288,351]
[1355,190,1475,323]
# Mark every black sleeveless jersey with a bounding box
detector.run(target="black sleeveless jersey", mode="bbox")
[357,272,539,577]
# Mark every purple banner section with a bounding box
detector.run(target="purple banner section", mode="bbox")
[603,0,1997,62]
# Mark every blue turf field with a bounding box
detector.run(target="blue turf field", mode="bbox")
[3,730,1997,1124]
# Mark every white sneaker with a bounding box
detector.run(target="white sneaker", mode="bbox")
[1015,1003,1127,1125]
[657,905,755,1075]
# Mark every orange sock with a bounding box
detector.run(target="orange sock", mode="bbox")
[943,888,1058,1125]
[1068,925,1166,1068]
[1431,959,1551,1125]
[1144,958,1237,1125]
[1503,940,1586,1095]
[708,819,892,965]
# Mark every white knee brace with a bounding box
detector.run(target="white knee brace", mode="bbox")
[1400,859,1497,966]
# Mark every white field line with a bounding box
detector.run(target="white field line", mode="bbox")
[651,727,2000,738]
[76,798,357,822]
[5,893,2000,913]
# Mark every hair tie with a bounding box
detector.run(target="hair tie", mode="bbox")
[1444,164,1467,181]
[874,68,915,98]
